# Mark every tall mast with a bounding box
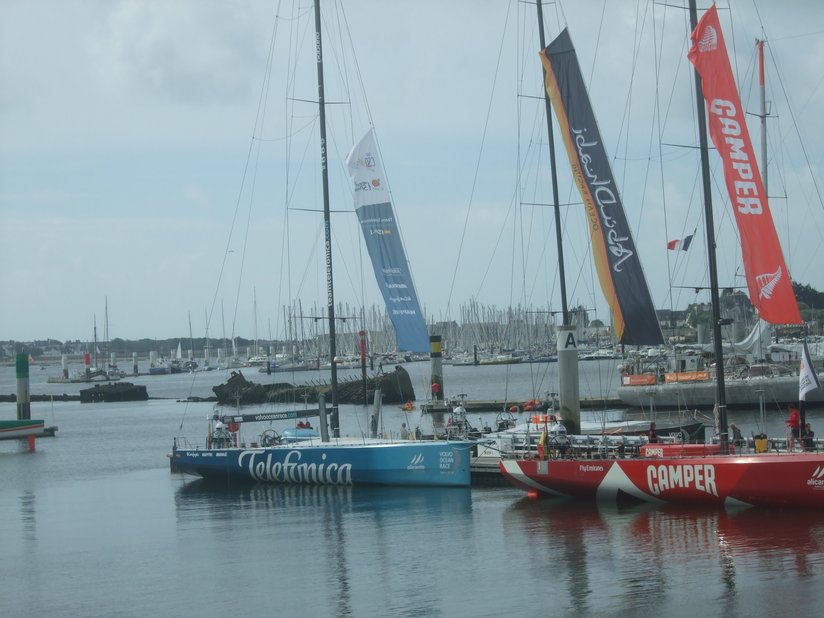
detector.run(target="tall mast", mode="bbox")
[253,286,258,357]
[757,39,768,196]
[535,0,569,325]
[689,0,728,449]
[188,310,194,361]
[93,314,98,369]
[535,1,579,434]
[204,307,210,367]
[221,299,227,363]
[104,296,109,364]
[313,0,339,437]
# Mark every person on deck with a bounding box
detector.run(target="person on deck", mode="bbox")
[370,414,378,438]
[802,423,815,451]
[297,421,306,429]
[400,422,410,440]
[787,406,801,438]
[730,423,744,448]
[647,422,658,443]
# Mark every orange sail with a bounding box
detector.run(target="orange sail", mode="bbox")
[688,5,801,325]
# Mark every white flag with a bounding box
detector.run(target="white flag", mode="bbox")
[799,340,821,401]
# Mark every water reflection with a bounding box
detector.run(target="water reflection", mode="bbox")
[174,480,472,515]
[506,498,824,613]
[19,490,36,542]
[174,481,473,616]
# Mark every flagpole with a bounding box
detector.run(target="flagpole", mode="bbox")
[799,338,821,438]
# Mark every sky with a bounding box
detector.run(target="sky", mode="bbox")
[2,0,823,344]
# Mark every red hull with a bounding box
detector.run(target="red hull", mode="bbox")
[499,453,824,508]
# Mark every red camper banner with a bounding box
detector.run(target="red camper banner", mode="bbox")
[541,29,664,345]
[688,5,801,325]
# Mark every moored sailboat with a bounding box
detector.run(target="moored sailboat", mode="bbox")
[499,1,824,508]
[170,0,471,488]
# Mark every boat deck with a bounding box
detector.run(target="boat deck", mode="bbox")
[421,396,622,414]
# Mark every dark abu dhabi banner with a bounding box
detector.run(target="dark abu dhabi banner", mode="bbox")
[689,5,801,325]
[541,28,664,345]
[346,129,430,353]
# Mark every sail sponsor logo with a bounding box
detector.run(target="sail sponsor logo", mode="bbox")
[708,99,764,217]
[697,25,718,53]
[392,309,418,316]
[386,283,408,289]
[807,466,824,488]
[406,452,426,471]
[571,127,634,272]
[238,450,353,485]
[390,296,412,303]
[578,464,604,473]
[755,267,782,300]
[646,464,718,496]
[353,177,382,193]
[359,152,376,169]
[439,450,458,472]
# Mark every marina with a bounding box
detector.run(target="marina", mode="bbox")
[2,362,824,615]
[3,0,824,614]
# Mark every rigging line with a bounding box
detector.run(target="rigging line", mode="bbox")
[522,6,562,318]
[445,0,514,320]
[180,0,284,428]
[229,0,283,350]
[253,115,317,142]
[288,207,350,213]
[339,6,373,132]
[756,38,824,285]
[654,0,678,317]
[473,184,520,302]
[281,0,304,357]
[764,41,824,214]
[337,0,410,334]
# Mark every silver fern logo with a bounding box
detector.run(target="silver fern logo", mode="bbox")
[756,266,782,299]
[698,25,718,52]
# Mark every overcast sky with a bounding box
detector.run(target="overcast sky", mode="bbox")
[2,0,823,344]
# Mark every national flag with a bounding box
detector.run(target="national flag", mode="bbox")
[667,235,694,251]
[799,340,821,401]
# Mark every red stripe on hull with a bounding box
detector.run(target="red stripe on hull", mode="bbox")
[500,453,824,508]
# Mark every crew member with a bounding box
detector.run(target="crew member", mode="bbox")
[647,422,658,443]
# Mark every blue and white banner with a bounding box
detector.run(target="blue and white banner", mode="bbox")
[346,129,429,352]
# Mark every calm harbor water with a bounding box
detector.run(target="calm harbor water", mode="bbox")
[2,361,824,616]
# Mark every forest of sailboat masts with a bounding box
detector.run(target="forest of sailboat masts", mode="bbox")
[186,299,764,361]
[14,293,814,363]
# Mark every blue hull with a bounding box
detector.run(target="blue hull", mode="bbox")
[171,440,473,487]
